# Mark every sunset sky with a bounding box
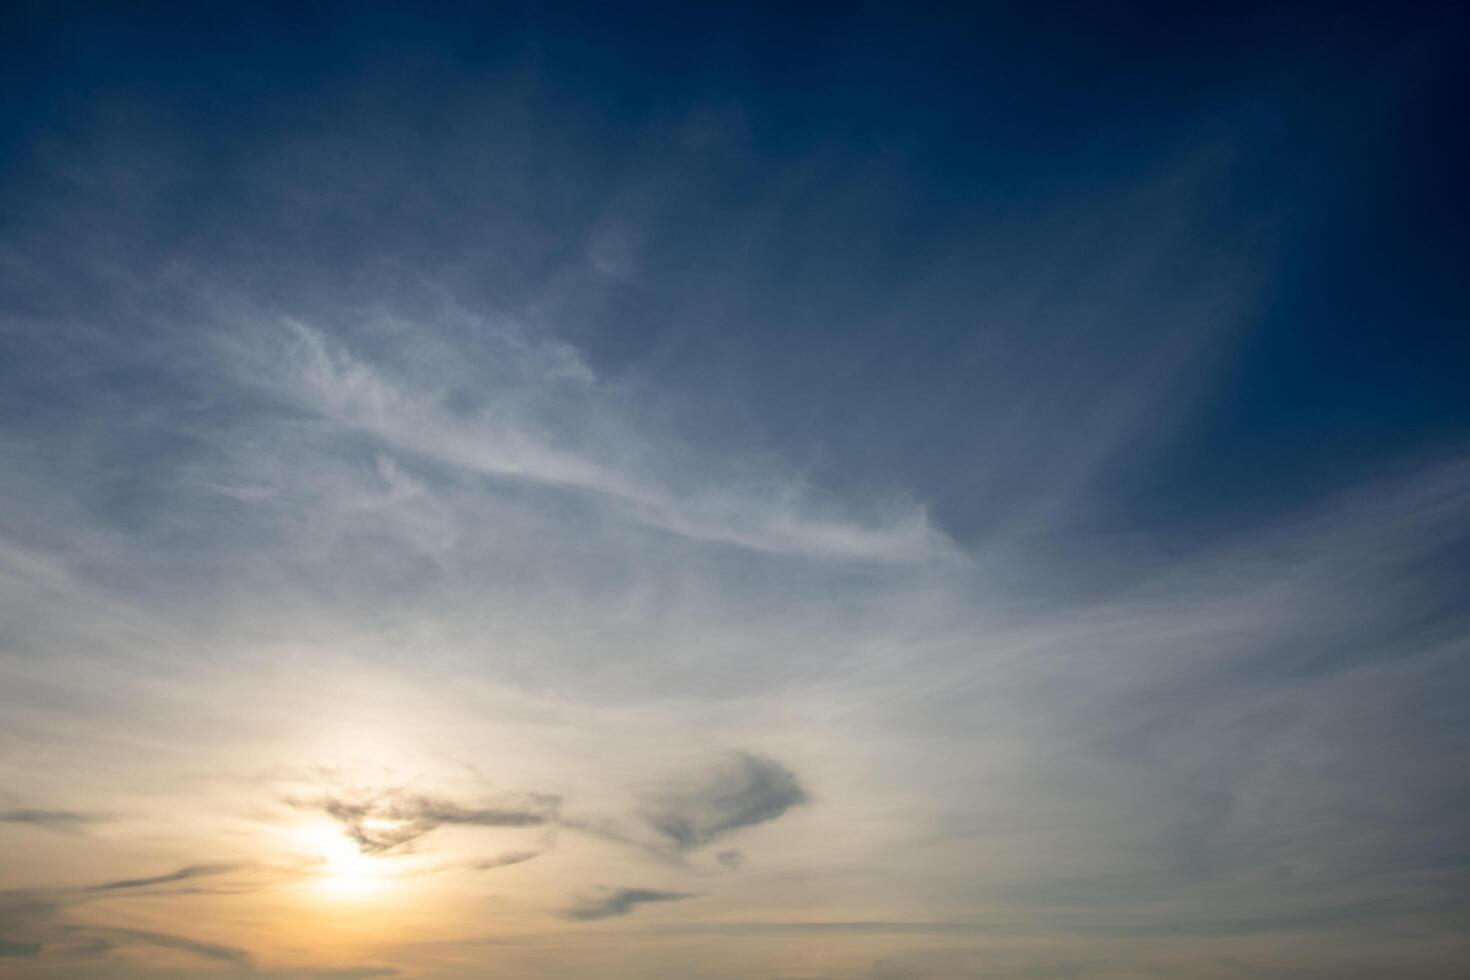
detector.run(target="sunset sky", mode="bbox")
[2,3,1469,978]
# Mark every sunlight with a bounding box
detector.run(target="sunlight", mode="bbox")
[298,823,389,899]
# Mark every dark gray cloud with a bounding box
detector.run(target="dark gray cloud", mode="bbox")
[304,790,560,855]
[561,887,699,922]
[90,862,241,892]
[0,938,42,958]
[0,808,106,830]
[0,916,253,969]
[642,752,806,853]
[84,926,252,965]
[465,849,545,872]
[0,864,258,968]
[715,849,745,869]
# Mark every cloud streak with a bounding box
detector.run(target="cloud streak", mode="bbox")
[641,752,808,854]
[561,887,700,921]
[90,863,242,893]
[80,927,251,966]
[0,863,259,969]
[0,938,41,958]
[279,321,957,564]
[302,789,561,855]
[464,849,546,872]
[0,808,107,830]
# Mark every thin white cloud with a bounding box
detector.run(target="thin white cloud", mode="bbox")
[270,318,958,564]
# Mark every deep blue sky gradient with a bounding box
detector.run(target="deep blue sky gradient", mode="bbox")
[4,2,1466,553]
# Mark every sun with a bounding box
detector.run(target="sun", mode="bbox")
[297,823,389,899]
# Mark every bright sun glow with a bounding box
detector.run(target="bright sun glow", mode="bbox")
[297,823,389,899]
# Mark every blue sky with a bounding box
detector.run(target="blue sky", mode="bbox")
[1,3,1468,978]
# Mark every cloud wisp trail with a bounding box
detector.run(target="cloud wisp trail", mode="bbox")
[299,789,562,855]
[561,888,700,922]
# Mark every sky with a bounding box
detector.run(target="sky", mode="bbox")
[1,2,1469,978]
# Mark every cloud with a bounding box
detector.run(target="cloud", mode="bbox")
[561,887,699,921]
[0,938,41,958]
[464,849,546,872]
[641,752,807,853]
[0,864,259,968]
[304,789,560,855]
[0,808,106,830]
[644,921,988,936]
[0,860,322,972]
[279,321,957,564]
[82,926,252,965]
[409,847,552,879]
[90,863,241,892]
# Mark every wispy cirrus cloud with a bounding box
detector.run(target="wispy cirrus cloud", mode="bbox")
[271,320,957,564]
